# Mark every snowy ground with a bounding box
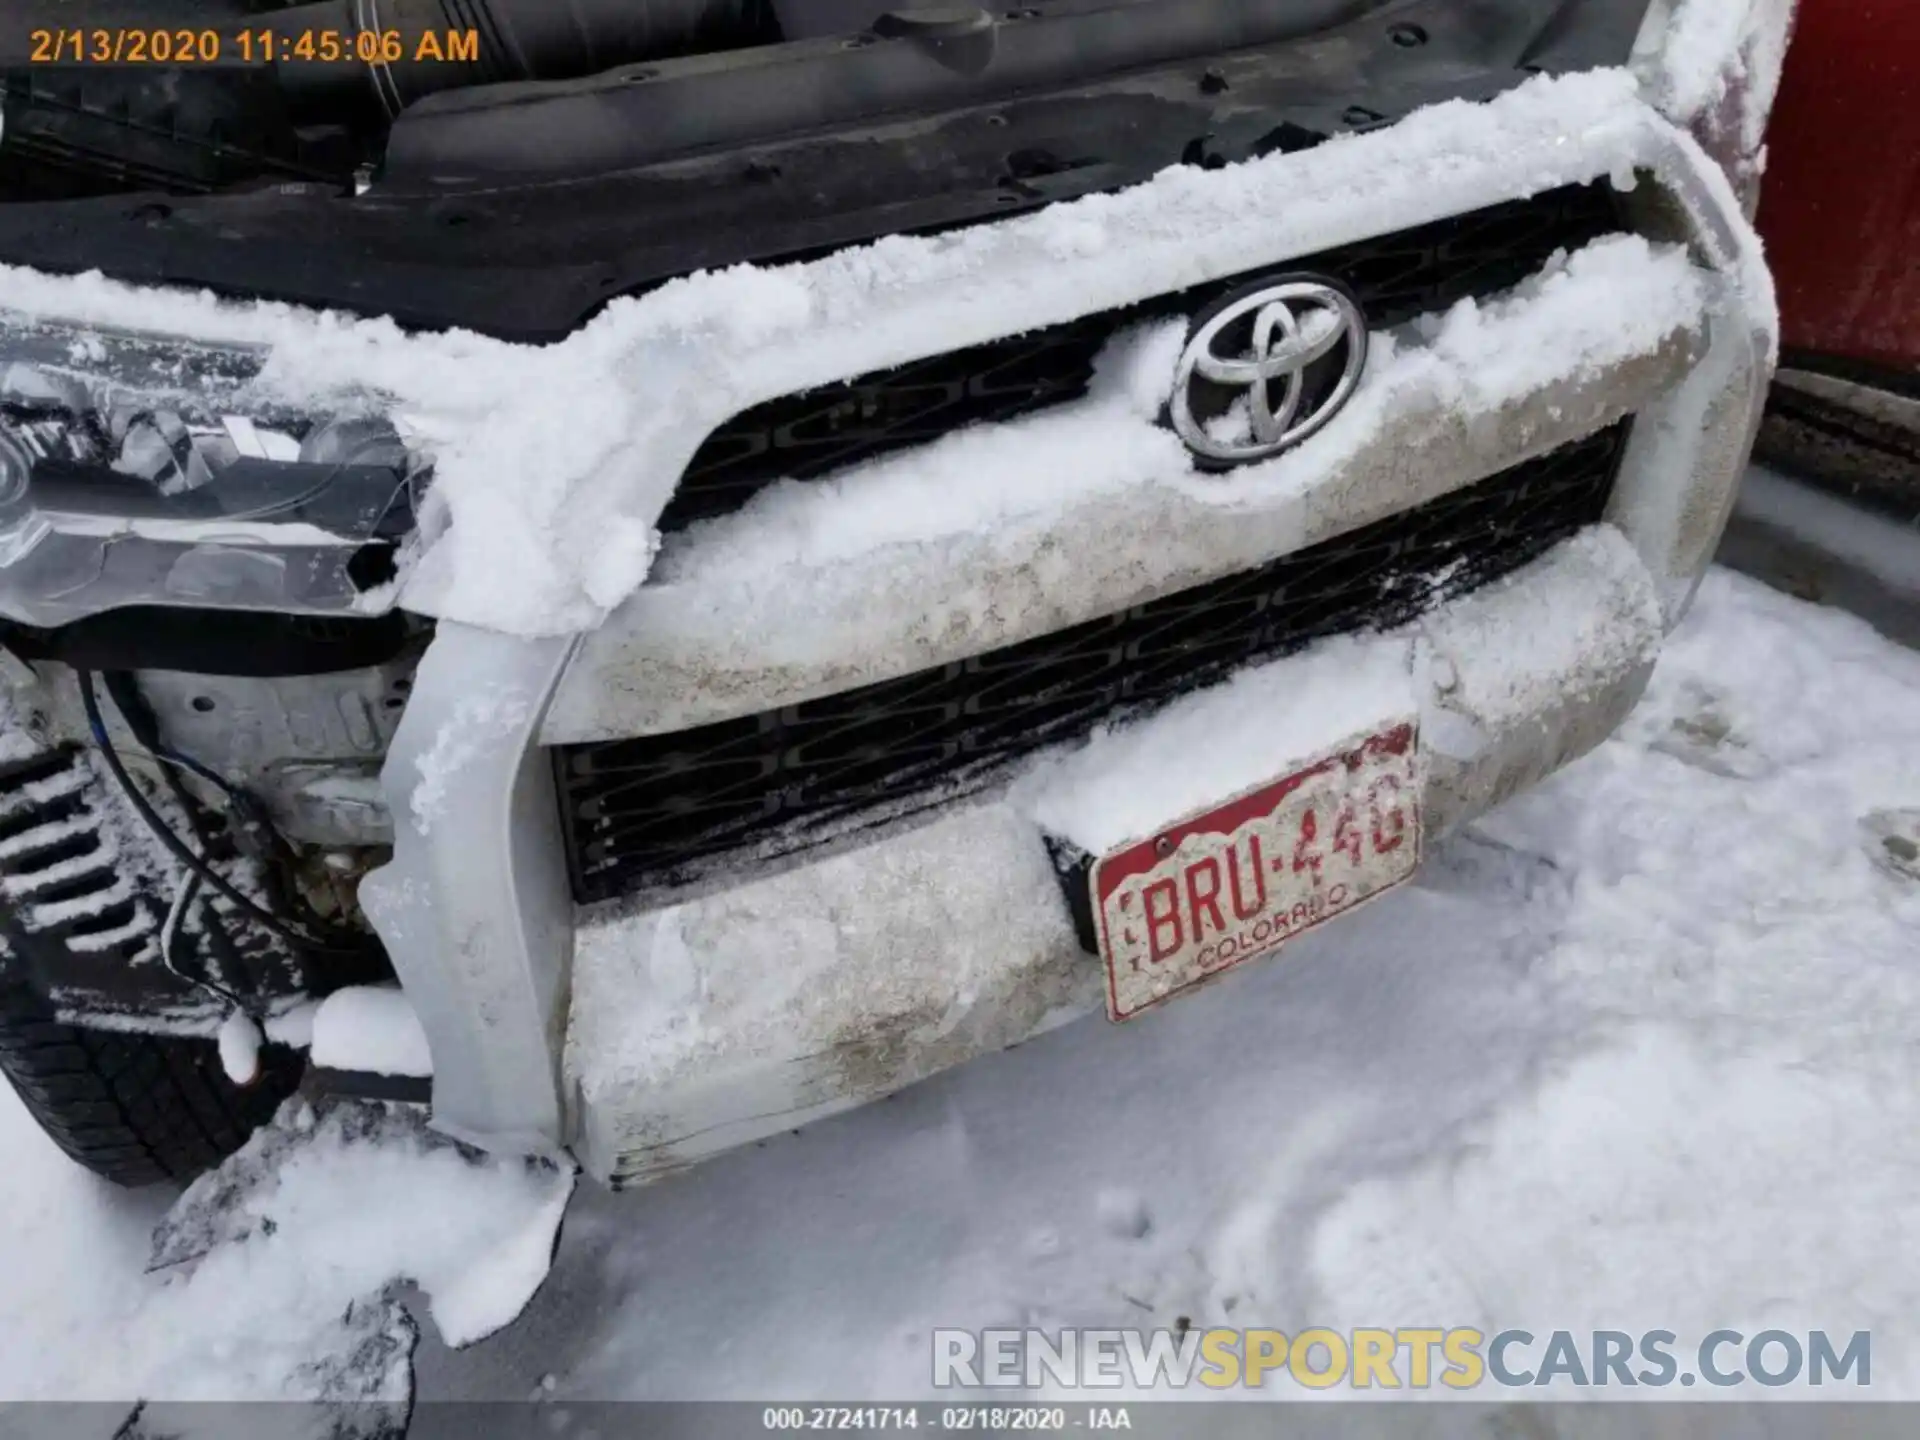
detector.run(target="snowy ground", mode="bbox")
[3,539,1918,1414]
[0,1097,572,1416]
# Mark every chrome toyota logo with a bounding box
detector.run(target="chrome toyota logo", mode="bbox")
[1169,278,1368,467]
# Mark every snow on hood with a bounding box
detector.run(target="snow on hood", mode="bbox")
[0,65,1767,639]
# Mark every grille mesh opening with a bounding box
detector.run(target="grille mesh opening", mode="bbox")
[659,182,1624,531]
[560,423,1631,904]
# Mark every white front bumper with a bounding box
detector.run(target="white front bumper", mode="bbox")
[569,527,1666,1186]
[353,74,1775,1181]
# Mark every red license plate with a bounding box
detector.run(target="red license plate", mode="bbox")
[1092,721,1421,1021]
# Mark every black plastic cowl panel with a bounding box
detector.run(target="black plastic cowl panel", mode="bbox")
[0,0,1653,341]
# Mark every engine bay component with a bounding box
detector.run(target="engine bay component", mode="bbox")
[0,0,1653,339]
[1,0,773,198]
[0,66,351,199]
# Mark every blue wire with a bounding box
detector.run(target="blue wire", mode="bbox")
[158,747,238,795]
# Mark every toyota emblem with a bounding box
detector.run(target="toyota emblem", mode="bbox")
[1169,278,1369,468]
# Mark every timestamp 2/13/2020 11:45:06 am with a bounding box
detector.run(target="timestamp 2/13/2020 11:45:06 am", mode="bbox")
[25,25,480,65]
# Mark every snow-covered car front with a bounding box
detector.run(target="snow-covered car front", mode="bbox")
[0,0,1790,1186]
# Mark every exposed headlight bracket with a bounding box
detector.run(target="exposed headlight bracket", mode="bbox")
[0,315,425,627]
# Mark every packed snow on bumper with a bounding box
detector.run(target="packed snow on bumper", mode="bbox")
[0,1096,572,1420]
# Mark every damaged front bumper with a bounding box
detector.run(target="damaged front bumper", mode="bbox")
[344,75,1773,1183]
[570,527,1668,1186]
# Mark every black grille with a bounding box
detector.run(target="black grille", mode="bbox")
[560,424,1630,904]
[659,182,1623,531]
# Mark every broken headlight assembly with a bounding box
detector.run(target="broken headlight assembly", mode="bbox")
[0,316,422,627]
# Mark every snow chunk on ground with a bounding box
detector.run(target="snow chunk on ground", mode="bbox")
[312,986,434,1077]
[0,1096,571,1421]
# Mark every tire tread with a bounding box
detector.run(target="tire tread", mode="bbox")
[0,977,296,1187]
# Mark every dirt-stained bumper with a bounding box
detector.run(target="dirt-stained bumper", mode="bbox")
[567,527,1664,1186]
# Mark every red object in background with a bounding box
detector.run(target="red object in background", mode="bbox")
[1756,0,1920,374]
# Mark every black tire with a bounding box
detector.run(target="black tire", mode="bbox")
[0,975,301,1187]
